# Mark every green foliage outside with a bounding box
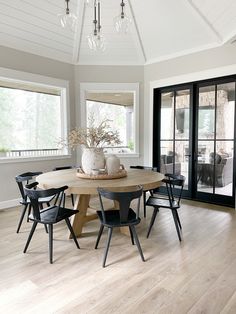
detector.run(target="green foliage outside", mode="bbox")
[0,87,61,151]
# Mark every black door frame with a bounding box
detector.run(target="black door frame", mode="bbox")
[153,74,236,207]
[153,83,193,199]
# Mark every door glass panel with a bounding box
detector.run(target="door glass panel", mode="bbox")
[215,140,234,196]
[175,90,190,140]
[198,86,215,140]
[160,141,173,175]
[197,140,214,194]
[161,92,174,140]
[216,83,235,140]
[175,140,189,189]
[160,89,191,193]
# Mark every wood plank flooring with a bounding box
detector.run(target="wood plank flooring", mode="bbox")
[0,198,236,314]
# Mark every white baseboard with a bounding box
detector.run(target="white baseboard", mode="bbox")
[0,198,20,210]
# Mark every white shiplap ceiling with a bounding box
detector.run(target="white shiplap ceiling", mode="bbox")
[0,0,236,65]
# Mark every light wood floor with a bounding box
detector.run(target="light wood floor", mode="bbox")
[0,198,236,314]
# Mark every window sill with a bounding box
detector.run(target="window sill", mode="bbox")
[105,153,140,158]
[0,154,72,164]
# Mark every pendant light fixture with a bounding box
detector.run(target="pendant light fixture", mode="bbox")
[58,0,78,31]
[114,0,132,33]
[87,0,106,52]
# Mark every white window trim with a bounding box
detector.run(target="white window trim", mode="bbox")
[0,67,70,163]
[80,82,140,158]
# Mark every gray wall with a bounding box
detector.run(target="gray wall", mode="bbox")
[144,44,236,164]
[0,46,76,205]
[1,43,236,205]
[75,65,145,168]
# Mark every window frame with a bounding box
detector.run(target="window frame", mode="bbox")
[0,67,71,163]
[80,82,140,157]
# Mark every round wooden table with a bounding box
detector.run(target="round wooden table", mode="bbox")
[37,168,164,237]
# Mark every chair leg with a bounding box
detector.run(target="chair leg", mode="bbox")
[171,209,182,242]
[71,194,75,207]
[48,224,53,264]
[17,204,28,233]
[95,225,104,249]
[103,227,113,268]
[27,204,31,222]
[129,226,134,245]
[175,210,182,230]
[130,225,145,262]
[44,224,48,233]
[65,218,80,249]
[146,207,158,238]
[23,221,37,253]
[143,191,146,218]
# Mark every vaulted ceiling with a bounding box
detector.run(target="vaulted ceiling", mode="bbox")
[0,0,236,65]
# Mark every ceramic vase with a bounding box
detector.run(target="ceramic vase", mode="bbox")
[106,154,121,175]
[81,147,105,174]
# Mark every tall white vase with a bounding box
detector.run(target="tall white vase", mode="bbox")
[81,147,105,174]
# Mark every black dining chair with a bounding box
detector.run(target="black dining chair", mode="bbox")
[146,173,186,242]
[130,166,158,218]
[15,172,53,233]
[53,166,75,207]
[95,186,145,267]
[24,182,80,264]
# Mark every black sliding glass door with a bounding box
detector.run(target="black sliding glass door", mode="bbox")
[153,76,236,207]
[154,86,192,198]
[195,81,235,205]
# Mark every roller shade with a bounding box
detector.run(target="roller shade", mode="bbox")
[0,80,61,96]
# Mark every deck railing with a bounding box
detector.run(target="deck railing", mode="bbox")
[6,148,64,158]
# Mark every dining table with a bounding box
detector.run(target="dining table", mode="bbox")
[37,168,164,238]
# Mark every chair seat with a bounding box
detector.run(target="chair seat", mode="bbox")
[97,209,140,227]
[29,206,78,224]
[146,196,179,209]
[20,195,54,205]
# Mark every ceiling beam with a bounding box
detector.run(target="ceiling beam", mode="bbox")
[187,0,222,43]
[128,0,147,64]
[72,0,86,64]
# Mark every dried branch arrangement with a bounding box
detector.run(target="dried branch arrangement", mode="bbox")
[63,116,121,149]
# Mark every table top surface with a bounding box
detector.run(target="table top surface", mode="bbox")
[37,168,164,195]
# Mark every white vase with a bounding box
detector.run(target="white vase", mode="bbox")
[81,147,105,174]
[106,154,121,175]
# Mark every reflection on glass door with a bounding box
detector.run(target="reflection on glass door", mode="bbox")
[196,82,235,200]
[159,88,191,195]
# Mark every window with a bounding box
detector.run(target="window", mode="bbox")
[0,75,68,160]
[80,83,139,156]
